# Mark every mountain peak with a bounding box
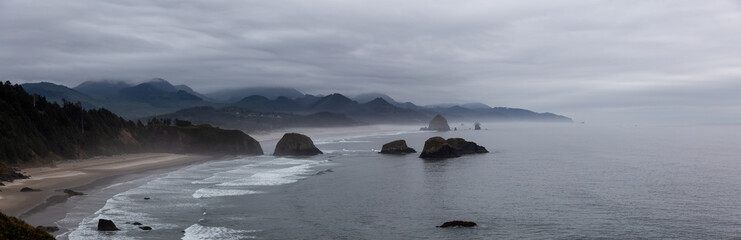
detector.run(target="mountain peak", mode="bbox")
[145,78,177,92]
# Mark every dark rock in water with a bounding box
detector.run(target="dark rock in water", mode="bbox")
[64,189,84,196]
[419,137,489,159]
[144,197,150,200]
[446,138,488,155]
[0,182,4,186]
[132,222,143,226]
[437,220,477,228]
[273,133,323,156]
[419,137,460,159]
[379,140,417,154]
[474,122,481,130]
[139,226,152,230]
[97,219,119,231]
[20,187,41,192]
[420,114,451,131]
[36,226,60,232]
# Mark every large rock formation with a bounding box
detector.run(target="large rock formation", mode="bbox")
[419,137,488,159]
[379,140,417,154]
[97,219,119,231]
[421,114,451,131]
[446,138,488,154]
[274,133,323,156]
[419,137,460,159]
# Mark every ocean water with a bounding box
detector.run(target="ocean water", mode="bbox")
[51,123,741,239]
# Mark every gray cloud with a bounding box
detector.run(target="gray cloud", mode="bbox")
[2,0,741,123]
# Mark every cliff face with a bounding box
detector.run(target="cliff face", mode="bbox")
[141,125,263,155]
[423,114,451,131]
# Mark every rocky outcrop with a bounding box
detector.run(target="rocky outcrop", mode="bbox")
[446,138,488,154]
[36,226,60,233]
[421,114,451,131]
[139,226,152,230]
[419,137,460,159]
[273,133,323,156]
[64,189,84,196]
[474,122,481,130]
[437,220,477,228]
[97,219,119,231]
[20,187,41,192]
[379,140,417,154]
[419,137,488,159]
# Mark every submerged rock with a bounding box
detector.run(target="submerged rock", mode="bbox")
[379,140,417,154]
[139,226,152,230]
[437,220,477,228]
[419,137,460,159]
[63,189,84,196]
[419,137,488,159]
[20,187,41,192]
[421,114,451,131]
[274,133,323,156]
[132,222,143,226]
[97,219,119,231]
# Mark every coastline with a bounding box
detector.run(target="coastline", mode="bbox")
[0,153,214,218]
[0,124,419,238]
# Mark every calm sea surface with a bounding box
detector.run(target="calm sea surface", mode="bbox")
[51,123,741,239]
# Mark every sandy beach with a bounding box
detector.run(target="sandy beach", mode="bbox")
[0,153,213,217]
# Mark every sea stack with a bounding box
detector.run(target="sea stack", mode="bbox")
[421,114,451,131]
[97,219,119,231]
[474,122,481,130]
[379,140,417,154]
[418,137,459,158]
[446,138,488,154]
[419,137,488,159]
[274,133,323,156]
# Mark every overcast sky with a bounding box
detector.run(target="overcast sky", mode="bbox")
[2,0,741,123]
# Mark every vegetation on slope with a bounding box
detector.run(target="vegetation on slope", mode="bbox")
[0,211,55,240]
[0,81,262,170]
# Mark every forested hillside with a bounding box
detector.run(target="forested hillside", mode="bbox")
[0,81,262,169]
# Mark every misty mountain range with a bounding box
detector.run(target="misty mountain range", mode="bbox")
[20,78,571,131]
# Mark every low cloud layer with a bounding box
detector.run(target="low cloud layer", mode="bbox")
[2,0,740,123]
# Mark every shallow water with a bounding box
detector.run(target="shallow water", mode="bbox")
[54,123,741,239]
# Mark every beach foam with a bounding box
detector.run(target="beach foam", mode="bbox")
[192,188,262,199]
[182,224,259,240]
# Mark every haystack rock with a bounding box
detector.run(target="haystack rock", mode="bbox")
[274,133,323,156]
[419,137,488,159]
[421,114,451,131]
[379,140,417,154]
[97,219,119,231]
[419,137,459,159]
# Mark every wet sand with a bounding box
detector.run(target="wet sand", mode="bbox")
[0,153,213,217]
